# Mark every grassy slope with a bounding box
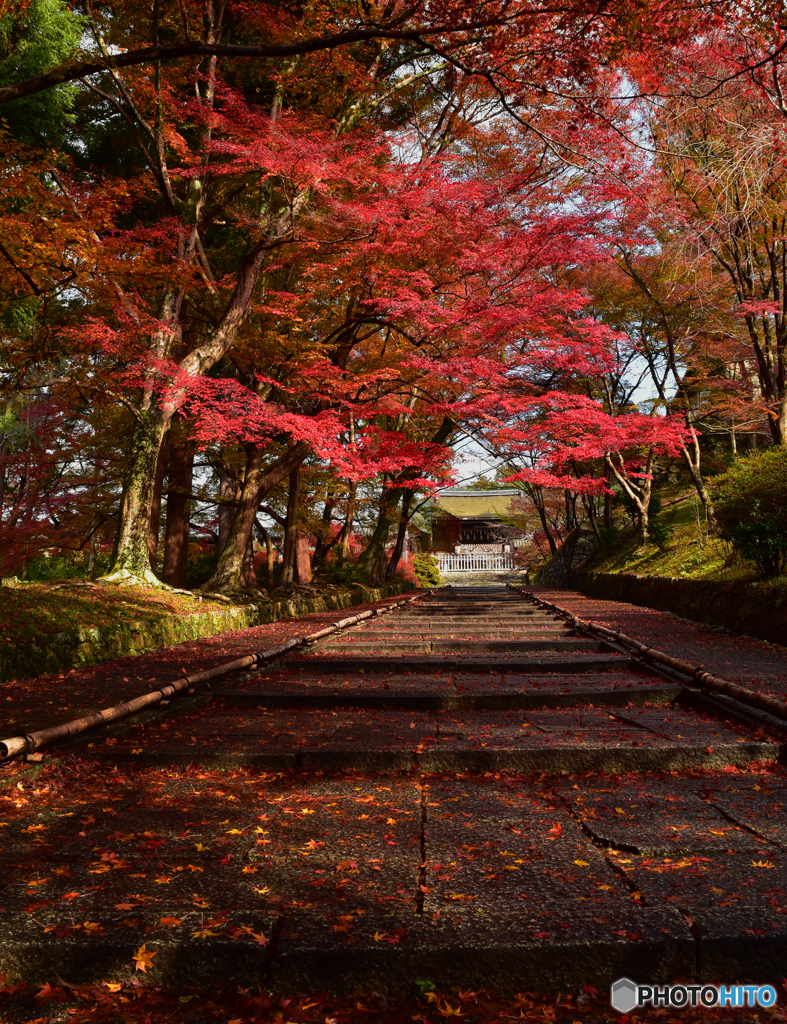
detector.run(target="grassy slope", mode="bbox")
[584,487,787,587]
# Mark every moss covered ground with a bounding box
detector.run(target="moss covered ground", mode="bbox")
[584,488,787,587]
[0,582,217,650]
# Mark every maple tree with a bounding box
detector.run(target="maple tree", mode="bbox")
[3,1,787,584]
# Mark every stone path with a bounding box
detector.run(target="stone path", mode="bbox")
[1,586,786,1000]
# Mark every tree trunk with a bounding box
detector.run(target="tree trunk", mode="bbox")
[311,496,337,571]
[337,481,357,563]
[217,464,237,554]
[107,241,270,583]
[294,534,312,585]
[581,492,601,540]
[356,485,400,583]
[203,441,310,593]
[162,418,194,587]
[680,444,716,533]
[606,451,654,546]
[525,485,558,555]
[280,463,301,588]
[603,482,613,530]
[147,436,168,570]
[386,489,414,580]
[242,533,257,589]
[106,406,172,580]
[254,520,275,586]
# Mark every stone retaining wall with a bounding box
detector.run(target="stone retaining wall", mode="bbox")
[572,571,787,647]
[1,582,415,684]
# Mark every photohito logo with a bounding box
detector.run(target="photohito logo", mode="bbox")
[610,978,778,1013]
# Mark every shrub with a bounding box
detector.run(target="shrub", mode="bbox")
[598,525,620,550]
[184,545,219,587]
[714,448,787,577]
[412,553,441,588]
[324,560,366,587]
[648,519,672,550]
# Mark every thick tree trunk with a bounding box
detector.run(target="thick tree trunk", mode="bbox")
[203,441,309,592]
[147,437,168,570]
[106,407,172,581]
[107,242,269,584]
[294,534,312,585]
[162,418,194,588]
[356,486,400,583]
[217,465,237,554]
[386,490,414,580]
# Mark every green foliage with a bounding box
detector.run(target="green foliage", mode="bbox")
[25,553,99,581]
[466,475,511,490]
[412,553,441,587]
[0,0,84,147]
[598,525,621,550]
[324,560,367,587]
[715,448,787,577]
[184,546,220,588]
[647,519,672,550]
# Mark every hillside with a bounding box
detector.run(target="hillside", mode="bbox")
[583,487,787,587]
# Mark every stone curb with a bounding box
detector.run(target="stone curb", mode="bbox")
[571,570,787,647]
[0,582,415,684]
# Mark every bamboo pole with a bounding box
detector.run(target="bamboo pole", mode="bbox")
[0,590,430,762]
[516,588,787,723]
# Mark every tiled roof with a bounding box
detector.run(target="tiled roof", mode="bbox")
[433,488,520,519]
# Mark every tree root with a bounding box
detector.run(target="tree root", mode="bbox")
[96,566,168,588]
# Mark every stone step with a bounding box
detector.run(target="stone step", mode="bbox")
[94,706,777,774]
[5,774,786,993]
[217,682,682,711]
[316,639,603,654]
[279,653,631,674]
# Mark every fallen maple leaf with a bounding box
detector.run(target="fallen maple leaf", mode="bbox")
[133,943,156,972]
[158,916,181,928]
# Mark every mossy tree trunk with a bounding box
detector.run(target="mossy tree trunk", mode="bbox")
[109,406,172,581]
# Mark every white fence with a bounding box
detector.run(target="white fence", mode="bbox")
[437,553,514,573]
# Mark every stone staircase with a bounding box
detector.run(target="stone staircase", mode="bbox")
[440,569,526,587]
